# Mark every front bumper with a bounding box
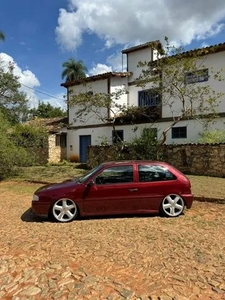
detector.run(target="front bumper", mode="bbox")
[31,201,50,218]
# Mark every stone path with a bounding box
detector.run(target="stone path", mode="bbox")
[0,182,225,299]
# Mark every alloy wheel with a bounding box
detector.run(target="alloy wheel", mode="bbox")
[161,194,185,217]
[52,198,78,222]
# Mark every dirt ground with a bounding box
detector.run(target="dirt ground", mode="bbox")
[0,181,225,300]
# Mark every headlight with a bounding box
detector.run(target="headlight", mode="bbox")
[32,194,39,201]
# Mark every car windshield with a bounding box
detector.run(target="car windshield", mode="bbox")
[76,165,102,183]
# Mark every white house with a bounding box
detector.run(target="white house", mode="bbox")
[61,41,225,162]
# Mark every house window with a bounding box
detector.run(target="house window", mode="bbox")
[138,89,161,107]
[112,130,124,144]
[172,127,187,139]
[56,134,67,147]
[186,68,208,84]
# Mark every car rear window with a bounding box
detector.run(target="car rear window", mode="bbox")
[138,165,176,182]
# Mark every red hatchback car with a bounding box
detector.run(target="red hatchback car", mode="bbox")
[32,161,193,222]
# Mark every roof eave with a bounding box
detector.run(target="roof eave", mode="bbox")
[61,72,131,88]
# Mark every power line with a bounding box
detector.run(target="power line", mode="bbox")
[20,83,65,102]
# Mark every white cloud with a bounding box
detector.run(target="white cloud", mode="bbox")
[89,63,112,75]
[56,0,225,51]
[0,53,67,109]
[88,52,126,75]
[55,8,84,51]
[0,52,40,107]
[201,42,210,48]
[106,52,125,72]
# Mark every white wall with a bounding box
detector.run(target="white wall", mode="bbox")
[157,118,225,144]
[127,48,153,82]
[67,126,112,160]
[68,76,132,126]
[68,79,109,127]
[67,116,225,160]
[162,51,225,118]
[109,76,128,117]
[127,50,225,117]
[204,51,225,113]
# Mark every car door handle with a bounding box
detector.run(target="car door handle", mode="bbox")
[129,188,138,192]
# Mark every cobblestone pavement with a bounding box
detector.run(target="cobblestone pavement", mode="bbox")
[0,182,225,300]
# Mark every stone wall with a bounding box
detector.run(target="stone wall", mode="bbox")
[48,135,67,164]
[27,135,67,165]
[87,144,225,177]
[161,144,225,177]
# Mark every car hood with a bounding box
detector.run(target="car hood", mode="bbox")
[35,179,80,194]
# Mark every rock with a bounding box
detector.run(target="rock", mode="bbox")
[20,286,42,296]
[118,289,135,299]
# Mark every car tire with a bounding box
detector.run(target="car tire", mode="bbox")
[50,198,78,222]
[160,194,185,217]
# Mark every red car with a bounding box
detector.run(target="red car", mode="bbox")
[32,161,193,222]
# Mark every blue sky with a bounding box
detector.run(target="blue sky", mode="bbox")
[1,0,225,109]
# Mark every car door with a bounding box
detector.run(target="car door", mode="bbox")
[138,163,177,212]
[82,165,139,215]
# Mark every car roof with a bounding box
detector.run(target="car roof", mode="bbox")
[101,160,170,166]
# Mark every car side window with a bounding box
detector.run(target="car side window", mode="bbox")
[138,165,176,182]
[95,165,133,185]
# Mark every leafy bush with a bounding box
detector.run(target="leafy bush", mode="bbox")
[128,128,161,160]
[10,123,48,148]
[0,113,33,179]
[198,130,225,143]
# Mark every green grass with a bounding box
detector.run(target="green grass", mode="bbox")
[187,175,225,199]
[0,181,40,195]
[11,164,87,184]
[7,165,225,200]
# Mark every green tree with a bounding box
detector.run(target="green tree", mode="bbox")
[29,101,67,119]
[0,60,29,124]
[11,122,48,148]
[62,58,87,82]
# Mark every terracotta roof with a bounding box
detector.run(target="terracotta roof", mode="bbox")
[61,72,131,88]
[26,117,68,133]
[173,42,225,57]
[122,39,225,57]
[122,40,162,54]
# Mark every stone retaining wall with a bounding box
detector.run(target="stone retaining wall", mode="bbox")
[87,144,225,177]
[161,144,225,177]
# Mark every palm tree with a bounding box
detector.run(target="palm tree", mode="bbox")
[62,58,87,82]
[0,30,5,41]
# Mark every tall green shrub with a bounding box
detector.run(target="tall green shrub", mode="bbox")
[0,113,32,179]
[128,128,161,160]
